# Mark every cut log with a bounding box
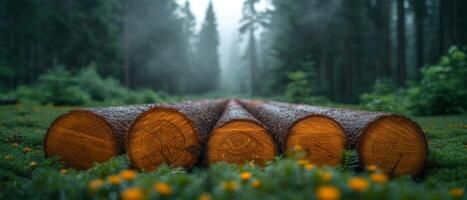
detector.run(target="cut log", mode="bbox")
[206,100,276,166]
[263,101,427,177]
[44,105,151,170]
[239,100,346,166]
[127,100,227,171]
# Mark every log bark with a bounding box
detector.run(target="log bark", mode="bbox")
[127,99,227,171]
[206,100,276,166]
[250,100,428,177]
[44,105,152,170]
[239,100,346,166]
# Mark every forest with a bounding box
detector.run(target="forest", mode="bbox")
[1,0,466,108]
[0,0,466,200]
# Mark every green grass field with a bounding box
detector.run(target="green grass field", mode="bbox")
[0,104,466,199]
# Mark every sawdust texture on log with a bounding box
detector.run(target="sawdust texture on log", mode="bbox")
[44,105,151,170]
[206,100,276,166]
[239,100,346,166]
[127,100,227,171]
[269,101,428,177]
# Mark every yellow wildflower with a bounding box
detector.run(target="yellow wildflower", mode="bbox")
[4,155,13,161]
[305,163,315,171]
[11,143,19,148]
[23,147,32,154]
[298,159,309,166]
[370,173,388,184]
[251,180,261,188]
[198,193,211,200]
[222,181,238,192]
[449,188,464,197]
[316,185,341,200]
[366,165,378,172]
[121,187,143,200]
[240,172,252,181]
[347,177,369,192]
[107,175,122,185]
[88,179,105,192]
[154,182,172,196]
[60,169,68,175]
[29,161,38,169]
[120,169,138,181]
[318,171,333,182]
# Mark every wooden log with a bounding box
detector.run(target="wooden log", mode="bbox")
[127,99,227,171]
[206,100,276,166]
[239,100,346,167]
[44,105,151,170]
[253,100,427,176]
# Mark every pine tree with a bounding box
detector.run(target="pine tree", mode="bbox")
[240,0,267,96]
[193,1,220,93]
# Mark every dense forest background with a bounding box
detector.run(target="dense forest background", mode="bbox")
[0,0,466,111]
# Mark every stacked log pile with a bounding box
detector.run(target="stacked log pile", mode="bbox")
[44,99,427,177]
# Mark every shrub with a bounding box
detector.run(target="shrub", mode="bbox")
[34,66,91,105]
[359,81,407,113]
[284,71,313,103]
[408,47,467,115]
[75,66,126,101]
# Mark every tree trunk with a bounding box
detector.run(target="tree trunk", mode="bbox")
[44,105,152,170]
[249,29,258,97]
[264,101,427,177]
[415,0,426,79]
[382,0,392,79]
[127,100,227,171]
[206,100,276,166]
[123,0,130,87]
[239,100,346,166]
[396,0,406,86]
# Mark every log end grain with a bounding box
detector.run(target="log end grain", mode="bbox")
[44,110,119,170]
[128,108,200,171]
[358,116,427,177]
[287,116,346,166]
[207,121,276,166]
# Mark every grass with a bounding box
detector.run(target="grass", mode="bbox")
[0,104,466,199]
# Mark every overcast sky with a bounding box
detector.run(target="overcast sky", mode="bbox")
[178,0,268,72]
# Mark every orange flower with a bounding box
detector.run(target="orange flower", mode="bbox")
[366,165,378,172]
[4,155,13,161]
[240,172,252,181]
[107,175,122,185]
[29,161,38,169]
[23,147,32,154]
[251,180,261,188]
[198,193,211,200]
[154,182,172,196]
[60,169,68,175]
[120,169,138,181]
[88,179,105,192]
[305,163,315,171]
[318,171,333,182]
[370,173,388,184]
[121,187,143,200]
[449,188,464,197]
[316,185,340,200]
[222,181,238,192]
[347,177,369,192]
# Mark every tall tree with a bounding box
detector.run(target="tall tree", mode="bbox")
[414,0,426,78]
[396,0,407,86]
[192,1,220,93]
[240,0,267,96]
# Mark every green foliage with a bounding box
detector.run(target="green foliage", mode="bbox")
[408,47,467,115]
[14,66,170,106]
[0,105,466,199]
[359,81,407,113]
[283,71,328,105]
